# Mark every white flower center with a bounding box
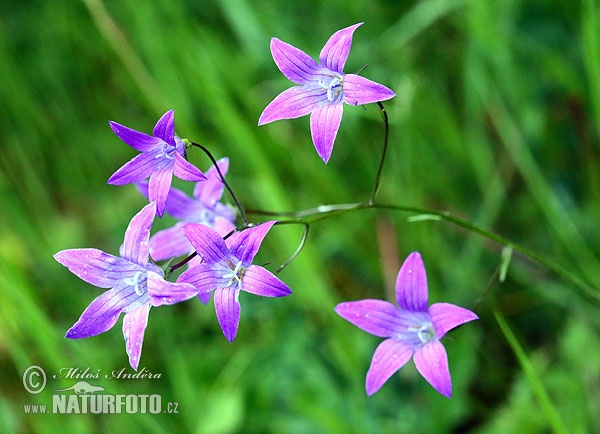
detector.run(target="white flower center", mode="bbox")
[126,271,148,296]
[222,259,246,289]
[318,74,344,102]
[408,321,437,345]
[155,142,176,160]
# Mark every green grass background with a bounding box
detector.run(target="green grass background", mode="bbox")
[1,0,600,432]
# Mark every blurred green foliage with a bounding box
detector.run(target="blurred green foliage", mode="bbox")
[1,0,599,433]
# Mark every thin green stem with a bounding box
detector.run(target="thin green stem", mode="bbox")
[493,309,569,434]
[369,102,389,204]
[247,201,600,303]
[274,221,310,273]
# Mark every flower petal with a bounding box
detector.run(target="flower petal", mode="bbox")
[214,214,237,237]
[196,158,229,208]
[335,299,403,338]
[429,303,478,339]
[54,248,141,288]
[310,102,343,163]
[152,110,176,146]
[413,340,452,398]
[177,264,221,294]
[319,23,363,73]
[343,74,396,106]
[173,152,206,182]
[214,287,241,342]
[198,291,212,305]
[138,181,202,221]
[147,271,198,306]
[182,223,229,264]
[258,86,327,125]
[122,303,150,371]
[269,37,322,85]
[242,265,292,297]
[396,251,429,312]
[149,223,191,262]
[148,165,174,218]
[365,338,413,396]
[109,121,162,152]
[120,202,156,265]
[66,286,142,339]
[107,152,159,185]
[228,221,277,265]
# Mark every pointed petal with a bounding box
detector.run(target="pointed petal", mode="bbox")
[148,165,174,217]
[335,299,404,338]
[66,286,142,339]
[228,221,277,265]
[122,303,150,371]
[173,152,206,182]
[365,338,413,396]
[203,157,230,183]
[319,23,363,73]
[430,303,478,339]
[269,37,321,85]
[343,74,396,106]
[177,264,220,294]
[107,152,159,185]
[152,110,176,146]
[198,291,212,305]
[413,340,452,398]
[148,224,191,262]
[310,103,343,163]
[120,202,156,265]
[258,86,327,125]
[147,271,198,306]
[214,287,241,342]
[242,265,291,297]
[182,223,229,264]
[396,251,429,312]
[195,157,229,206]
[54,249,141,288]
[109,121,162,152]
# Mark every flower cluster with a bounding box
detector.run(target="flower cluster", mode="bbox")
[55,22,478,398]
[55,110,291,370]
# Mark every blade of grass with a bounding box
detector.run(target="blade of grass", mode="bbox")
[493,308,569,434]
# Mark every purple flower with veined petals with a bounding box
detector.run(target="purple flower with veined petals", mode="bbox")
[335,252,478,397]
[258,22,396,163]
[177,221,292,342]
[54,202,198,370]
[108,110,207,217]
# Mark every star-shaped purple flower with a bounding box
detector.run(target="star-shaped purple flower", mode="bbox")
[335,252,478,397]
[258,22,396,163]
[54,202,198,370]
[177,221,292,342]
[108,110,206,217]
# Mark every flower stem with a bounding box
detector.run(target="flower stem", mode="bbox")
[189,141,248,226]
[273,221,310,273]
[247,201,600,303]
[369,102,389,204]
[168,251,197,274]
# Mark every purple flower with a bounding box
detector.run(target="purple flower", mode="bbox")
[258,22,396,163]
[177,221,292,342]
[335,252,478,397]
[54,202,198,370]
[108,110,206,217]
